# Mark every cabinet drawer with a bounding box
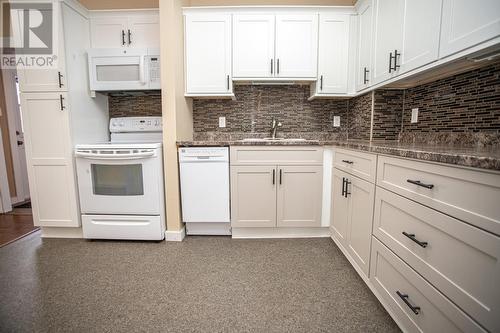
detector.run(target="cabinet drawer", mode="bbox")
[230,146,323,165]
[377,155,500,235]
[370,238,486,333]
[334,148,377,183]
[373,187,500,332]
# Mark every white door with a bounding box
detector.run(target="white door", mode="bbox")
[275,14,319,78]
[16,9,67,92]
[2,70,29,204]
[277,165,323,227]
[440,0,500,58]
[356,0,373,90]
[346,175,375,277]
[233,14,275,78]
[127,15,160,48]
[331,169,349,248]
[399,0,442,74]
[185,14,232,95]
[231,165,277,228]
[90,17,129,48]
[317,14,350,94]
[371,0,404,85]
[20,92,79,227]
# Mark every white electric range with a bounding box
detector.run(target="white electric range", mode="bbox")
[75,117,165,240]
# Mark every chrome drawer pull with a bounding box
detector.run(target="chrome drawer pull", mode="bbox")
[407,179,434,189]
[341,160,354,164]
[396,291,420,315]
[402,231,428,248]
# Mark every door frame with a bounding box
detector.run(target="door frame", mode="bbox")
[2,69,30,205]
[0,125,12,213]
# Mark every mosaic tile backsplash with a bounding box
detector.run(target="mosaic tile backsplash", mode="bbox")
[109,93,162,118]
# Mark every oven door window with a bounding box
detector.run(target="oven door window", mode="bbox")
[91,164,144,196]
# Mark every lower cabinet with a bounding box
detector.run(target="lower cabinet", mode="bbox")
[231,164,323,228]
[331,168,375,278]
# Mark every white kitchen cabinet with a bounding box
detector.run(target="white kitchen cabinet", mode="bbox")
[315,14,350,94]
[90,12,159,48]
[231,165,277,228]
[331,168,375,278]
[232,14,275,78]
[275,14,318,78]
[355,0,373,90]
[184,14,233,96]
[371,0,442,85]
[20,93,79,227]
[277,165,323,227]
[440,0,500,58]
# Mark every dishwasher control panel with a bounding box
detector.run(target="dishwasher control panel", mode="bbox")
[178,147,229,162]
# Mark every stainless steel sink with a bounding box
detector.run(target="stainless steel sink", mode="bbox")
[241,138,307,142]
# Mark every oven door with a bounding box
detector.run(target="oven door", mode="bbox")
[75,148,163,215]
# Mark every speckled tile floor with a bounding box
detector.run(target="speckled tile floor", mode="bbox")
[0,232,400,333]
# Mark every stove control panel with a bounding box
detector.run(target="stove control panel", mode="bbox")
[110,117,163,133]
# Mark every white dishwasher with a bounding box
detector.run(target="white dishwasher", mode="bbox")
[179,147,231,235]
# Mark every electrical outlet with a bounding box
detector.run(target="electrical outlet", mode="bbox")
[219,116,226,128]
[411,108,419,123]
[333,116,340,127]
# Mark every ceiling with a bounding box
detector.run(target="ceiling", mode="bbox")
[78,0,356,10]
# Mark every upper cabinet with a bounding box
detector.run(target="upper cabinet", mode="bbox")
[184,14,233,97]
[315,13,351,95]
[232,13,318,80]
[440,0,500,58]
[371,0,442,85]
[90,11,159,48]
[355,0,373,91]
[275,14,318,79]
[232,14,275,78]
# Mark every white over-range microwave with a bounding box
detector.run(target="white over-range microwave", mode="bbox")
[88,48,160,92]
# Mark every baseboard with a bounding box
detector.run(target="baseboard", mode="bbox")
[231,227,330,239]
[165,227,186,242]
[40,227,83,238]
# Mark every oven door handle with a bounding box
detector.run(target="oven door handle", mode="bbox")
[75,151,156,160]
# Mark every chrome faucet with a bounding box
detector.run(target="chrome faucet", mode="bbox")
[270,117,282,139]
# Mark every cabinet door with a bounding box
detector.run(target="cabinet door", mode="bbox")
[275,14,318,78]
[331,169,349,247]
[185,14,232,95]
[127,14,160,48]
[371,0,404,85]
[231,165,277,228]
[355,0,373,90]
[399,0,442,73]
[90,17,128,48]
[17,9,66,92]
[277,165,323,227]
[346,175,375,277]
[317,14,350,94]
[233,14,275,78]
[440,0,500,58]
[20,93,79,227]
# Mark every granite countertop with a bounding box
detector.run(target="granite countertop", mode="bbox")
[177,139,500,171]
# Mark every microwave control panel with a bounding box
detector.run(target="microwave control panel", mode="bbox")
[149,57,160,84]
[110,117,163,132]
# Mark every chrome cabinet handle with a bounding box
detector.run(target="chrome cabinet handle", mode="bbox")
[396,291,421,315]
[121,30,126,45]
[58,71,63,88]
[406,179,434,189]
[393,49,401,71]
[128,29,132,44]
[226,75,230,90]
[363,67,369,84]
[320,75,323,90]
[402,232,428,248]
[277,59,280,74]
[270,59,273,74]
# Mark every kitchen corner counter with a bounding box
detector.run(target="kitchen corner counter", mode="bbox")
[177,140,500,171]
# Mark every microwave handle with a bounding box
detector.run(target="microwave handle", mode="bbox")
[139,56,146,85]
[75,151,155,160]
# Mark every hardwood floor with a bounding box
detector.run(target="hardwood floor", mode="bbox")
[0,208,39,247]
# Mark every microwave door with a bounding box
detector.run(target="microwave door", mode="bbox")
[90,55,146,91]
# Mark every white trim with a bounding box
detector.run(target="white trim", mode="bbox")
[165,227,186,242]
[40,227,83,238]
[232,227,330,239]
